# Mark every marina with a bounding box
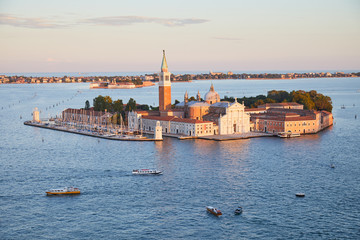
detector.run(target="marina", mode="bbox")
[24,121,161,141]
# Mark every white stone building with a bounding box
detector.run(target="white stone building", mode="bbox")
[203,100,250,135]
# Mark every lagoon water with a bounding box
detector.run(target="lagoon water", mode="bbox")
[1,78,360,239]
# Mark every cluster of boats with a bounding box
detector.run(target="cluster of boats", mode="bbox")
[206,206,243,217]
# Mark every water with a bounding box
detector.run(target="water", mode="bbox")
[1,78,360,239]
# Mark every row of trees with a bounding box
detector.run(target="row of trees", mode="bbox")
[222,90,333,112]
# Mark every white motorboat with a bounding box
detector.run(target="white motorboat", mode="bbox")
[132,169,162,175]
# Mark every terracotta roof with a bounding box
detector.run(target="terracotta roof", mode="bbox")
[142,115,176,121]
[203,113,220,118]
[245,108,266,112]
[171,118,212,124]
[252,114,315,121]
[260,102,302,107]
[141,115,212,124]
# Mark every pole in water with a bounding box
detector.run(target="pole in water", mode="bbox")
[42,138,44,142]
[355,115,357,119]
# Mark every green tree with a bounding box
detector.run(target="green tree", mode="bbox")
[267,90,290,102]
[125,98,137,111]
[132,77,143,85]
[85,100,90,110]
[188,96,196,101]
[138,104,149,110]
[93,95,113,112]
[113,99,124,113]
[103,96,113,112]
[314,95,333,112]
[290,90,315,110]
[93,95,105,111]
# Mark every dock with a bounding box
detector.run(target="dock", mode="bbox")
[197,132,275,141]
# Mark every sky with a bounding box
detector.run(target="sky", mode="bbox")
[0,0,359,73]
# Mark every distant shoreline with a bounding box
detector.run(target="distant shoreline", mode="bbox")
[0,76,360,86]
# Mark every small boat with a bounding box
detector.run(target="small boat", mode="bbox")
[46,187,80,195]
[295,193,305,197]
[278,131,301,138]
[206,206,222,216]
[234,206,243,215]
[330,164,335,168]
[132,169,162,175]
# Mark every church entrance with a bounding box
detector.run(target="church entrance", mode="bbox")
[233,124,237,133]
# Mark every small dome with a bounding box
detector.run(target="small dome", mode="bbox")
[204,84,220,104]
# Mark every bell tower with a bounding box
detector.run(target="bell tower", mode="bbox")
[159,50,172,113]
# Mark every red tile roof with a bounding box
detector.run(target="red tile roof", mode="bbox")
[142,115,212,124]
[171,118,212,124]
[142,115,176,121]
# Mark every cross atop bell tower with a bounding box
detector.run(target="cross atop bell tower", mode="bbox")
[159,50,172,113]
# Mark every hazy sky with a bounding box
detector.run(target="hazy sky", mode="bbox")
[1,0,359,73]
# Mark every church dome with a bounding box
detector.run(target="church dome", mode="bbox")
[204,84,220,104]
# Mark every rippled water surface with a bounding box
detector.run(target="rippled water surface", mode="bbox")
[1,78,360,239]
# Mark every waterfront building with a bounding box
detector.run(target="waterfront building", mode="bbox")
[140,115,213,137]
[251,108,333,134]
[257,102,304,110]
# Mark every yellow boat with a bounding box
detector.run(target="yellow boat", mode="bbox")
[46,187,80,195]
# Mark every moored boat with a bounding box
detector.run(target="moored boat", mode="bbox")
[206,206,222,216]
[46,187,81,195]
[234,206,243,215]
[132,169,162,175]
[278,131,301,138]
[295,193,305,197]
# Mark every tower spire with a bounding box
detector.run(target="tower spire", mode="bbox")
[161,50,168,72]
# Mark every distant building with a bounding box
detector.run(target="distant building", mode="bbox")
[209,71,223,76]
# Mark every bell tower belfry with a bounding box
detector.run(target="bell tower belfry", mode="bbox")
[159,50,172,113]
